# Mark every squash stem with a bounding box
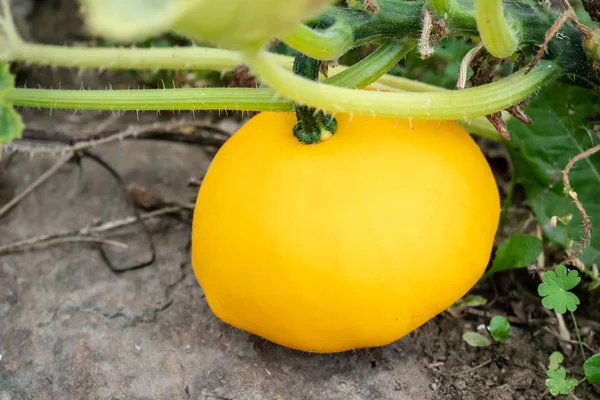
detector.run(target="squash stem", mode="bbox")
[243,49,561,120]
[475,0,521,58]
[292,51,337,144]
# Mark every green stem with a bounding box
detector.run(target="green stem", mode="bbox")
[570,311,586,361]
[10,43,253,71]
[1,34,432,93]
[292,51,337,144]
[10,52,559,126]
[1,0,588,75]
[243,50,561,120]
[326,40,416,88]
[456,114,505,141]
[426,0,457,15]
[4,41,413,114]
[281,23,355,60]
[7,87,294,112]
[8,86,502,140]
[475,0,520,58]
[282,0,425,60]
[581,267,600,288]
[291,38,415,143]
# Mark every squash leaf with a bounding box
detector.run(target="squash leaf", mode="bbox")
[79,0,336,51]
[484,234,542,277]
[506,81,600,267]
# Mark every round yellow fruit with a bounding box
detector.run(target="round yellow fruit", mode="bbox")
[191,112,500,353]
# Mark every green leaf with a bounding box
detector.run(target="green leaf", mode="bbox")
[506,81,600,267]
[462,332,491,347]
[0,62,23,144]
[0,63,14,96]
[485,234,543,277]
[0,103,23,144]
[584,353,600,384]
[548,351,564,370]
[489,316,511,342]
[537,265,581,314]
[545,367,578,396]
[79,0,336,51]
[453,295,488,308]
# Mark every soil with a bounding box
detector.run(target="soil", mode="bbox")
[1,1,600,399]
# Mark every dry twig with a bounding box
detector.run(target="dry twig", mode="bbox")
[450,359,492,377]
[0,205,190,255]
[419,8,435,59]
[457,43,484,89]
[525,9,575,74]
[558,143,600,267]
[485,112,512,141]
[3,120,230,157]
[364,0,380,13]
[507,105,534,124]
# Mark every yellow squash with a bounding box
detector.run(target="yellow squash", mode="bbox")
[191,112,500,353]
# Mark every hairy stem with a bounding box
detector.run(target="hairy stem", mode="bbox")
[7,88,501,140]
[1,0,588,75]
[7,87,294,112]
[475,0,521,58]
[426,0,458,15]
[292,51,337,144]
[10,43,261,72]
[244,50,561,120]
[326,40,416,88]
[281,23,355,60]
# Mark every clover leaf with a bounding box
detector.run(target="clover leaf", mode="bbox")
[537,265,580,314]
[548,351,564,370]
[545,367,578,396]
[489,316,511,343]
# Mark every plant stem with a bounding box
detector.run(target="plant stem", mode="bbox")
[292,51,337,144]
[7,87,295,112]
[7,86,502,140]
[4,41,411,113]
[10,43,257,72]
[326,40,416,88]
[2,0,588,76]
[456,117,503,141]
[281,23,355,60]
[426,0,458,15]
[244,50,561,120]
[10,49,558,129]
[475,0,520,58]
[4,35,241,72]
[570,311,586,361]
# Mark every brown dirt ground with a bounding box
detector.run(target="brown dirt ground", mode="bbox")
[1,1,599,399]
